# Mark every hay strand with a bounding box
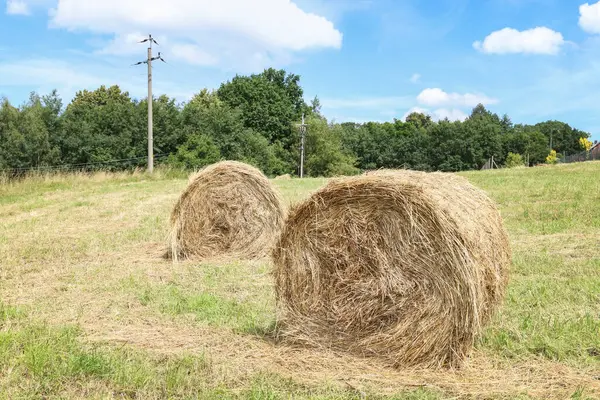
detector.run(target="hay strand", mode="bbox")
[272,169,511,368]
[169,160,285,261]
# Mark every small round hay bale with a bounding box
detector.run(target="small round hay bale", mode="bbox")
[169,160,285,261]
[272,169,511,368]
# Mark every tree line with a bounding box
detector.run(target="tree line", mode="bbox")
[0,68,594,177]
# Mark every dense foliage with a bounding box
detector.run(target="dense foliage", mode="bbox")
[0,68,594,176]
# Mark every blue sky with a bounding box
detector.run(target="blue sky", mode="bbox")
[1,0,600,141]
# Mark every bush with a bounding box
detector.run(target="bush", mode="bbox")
[545,149,558,165]
[167,134,221,170]
[505,152,525,168]
[237,130,289,177]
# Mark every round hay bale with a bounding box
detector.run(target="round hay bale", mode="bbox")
[169,160,285,261]
[272,169,511,368]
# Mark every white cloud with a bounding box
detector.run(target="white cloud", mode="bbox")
[417,88,498,107]
[10,0,337,70]
[49,0,342,51]
[327,116,386,124]
[322,96,413,109]
[293,0,372,24]
[6,0,53,14]
[97,33,219,66]
[432,108,468,121]
[410,73,421,83]
[579,1,600,34]
[0,57,196,104]
[322,92,481,124]
[402,106,468,122]
[320,95,415,123]
[473,27,564,55]
[402,107,428,120]
[6,0,30,15]
[170,44,219,66]
[96,32,153,56]
[0,59,104,90]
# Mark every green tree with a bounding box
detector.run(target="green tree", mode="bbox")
[0,94,58,170]
[461,104,503,169]
[339,119,432,171]
[56,85,138,167]
[167,134,221,170]
[237,129,289,176]
[182,92,250,160]
[428,120,469,171]
[505,152,525,168]
[339,122,376,170]
[69,85,132,108]
[503,126,548,166]
[134,94,183,159]
[0,98,24,170]
[217,68,306,147]
[20,93,59,167]
[304,116,358,177]
[405,112,433,130]
[310,95,323,118]
[180,89,288,175]
[342,122,400,170]
[392,119,432,170]
[41,89,64,154]
[533,120,591,156]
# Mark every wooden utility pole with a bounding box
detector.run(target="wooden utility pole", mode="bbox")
[134,34,166,173]
[147,45,153,173]
[298,114,307,178]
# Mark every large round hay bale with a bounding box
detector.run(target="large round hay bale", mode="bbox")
[272,169,511,368]
[169,161,285,261]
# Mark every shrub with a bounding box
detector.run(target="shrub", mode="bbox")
[167,134,221,170]
[545,150,558,165]
[505,152,525,168]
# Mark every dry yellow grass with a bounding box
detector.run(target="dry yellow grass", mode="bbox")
[0,163,599,399]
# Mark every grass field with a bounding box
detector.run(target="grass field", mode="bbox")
[0,162,599,399]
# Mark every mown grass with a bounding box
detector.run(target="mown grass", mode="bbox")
[460,163,600,366]
[1,162,599,398]
[0,303,440,399]
[0,304,209,397]
[134,279,276,335]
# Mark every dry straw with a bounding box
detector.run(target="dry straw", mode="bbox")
[168,160,285,261]
[273,169,511,368]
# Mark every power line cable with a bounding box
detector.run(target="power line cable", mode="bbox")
[0,154,170,173]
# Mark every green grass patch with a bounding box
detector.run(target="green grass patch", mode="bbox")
[134,279,275,336]
[0,301,440,399]
[461,162,600,235]
[0,302,214,398]
[477,248,600,365]
[2,162,600,398]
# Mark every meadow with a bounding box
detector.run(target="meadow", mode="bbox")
[0,162,598,399]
